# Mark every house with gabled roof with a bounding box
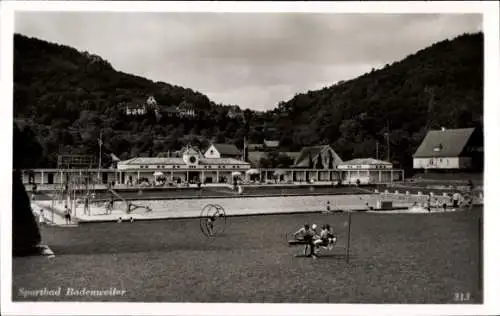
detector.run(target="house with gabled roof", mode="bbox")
[293,145,343,169]
[125,103,147,116]
[177,101,197,118]
[204,143,242,160]
[413,127,483,171]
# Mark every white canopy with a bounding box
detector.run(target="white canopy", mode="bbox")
[245,169,259,175]
[153,171,164,176]
[232,171,242,177]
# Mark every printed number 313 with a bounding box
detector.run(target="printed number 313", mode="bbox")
[454,292,471,302]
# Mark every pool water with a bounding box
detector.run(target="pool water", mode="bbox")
[92,194,410,219]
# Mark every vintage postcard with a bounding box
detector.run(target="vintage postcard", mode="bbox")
[1,1,499,316]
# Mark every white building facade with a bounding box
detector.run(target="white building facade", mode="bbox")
[117,146,250,185]
[337,158,399,184]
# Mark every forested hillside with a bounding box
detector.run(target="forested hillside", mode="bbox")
[13,32,483,170]
[268,32,483,169]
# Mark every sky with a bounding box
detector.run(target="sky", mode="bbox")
[15,12,482,111]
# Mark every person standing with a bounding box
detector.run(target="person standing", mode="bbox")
[83,195,90,215]
[31,183,38,201]
[109,196,115,213]
[64,205,72,225]
[452,192,461,208]
[39,208,45,225]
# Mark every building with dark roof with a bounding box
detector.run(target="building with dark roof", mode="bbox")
[293,145,343,169]
[413,127,483,171]
[125,104,147,116]
[247,139,280,151]
[177,101,197,118]
[204,143,242,160]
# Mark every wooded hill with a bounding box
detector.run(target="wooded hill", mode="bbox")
[13,32,483,171]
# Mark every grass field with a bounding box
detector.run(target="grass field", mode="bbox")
[12,207,482,303]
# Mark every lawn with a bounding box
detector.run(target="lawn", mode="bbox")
[12,207,482,303]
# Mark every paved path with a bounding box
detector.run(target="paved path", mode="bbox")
[31,201,77,227]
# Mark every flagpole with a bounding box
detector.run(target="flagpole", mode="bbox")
[346,210,352,263]
[98,131,102,184]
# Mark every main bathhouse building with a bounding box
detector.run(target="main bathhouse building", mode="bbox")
[117,144,250,184]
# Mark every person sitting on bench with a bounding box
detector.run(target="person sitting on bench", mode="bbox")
[293,224,317,258]
[314,224,336,252]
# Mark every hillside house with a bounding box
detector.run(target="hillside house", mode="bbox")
[125,104,147,116]
[146,96,157,107]
[247,139,280,151]
[227,106,244,119]
[177,101,197,118]
[413,127,483,171]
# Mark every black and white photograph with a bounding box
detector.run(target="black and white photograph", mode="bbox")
[2,1,500,315]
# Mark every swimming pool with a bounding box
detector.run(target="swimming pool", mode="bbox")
[72,194,416,221]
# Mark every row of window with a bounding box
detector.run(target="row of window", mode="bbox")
[341,165,391,169]
[137,165,241,169]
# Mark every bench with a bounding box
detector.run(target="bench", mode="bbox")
[287,239,310,245]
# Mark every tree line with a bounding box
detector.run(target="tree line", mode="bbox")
[13,32,483,172]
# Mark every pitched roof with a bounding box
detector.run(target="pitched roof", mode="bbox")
[339,158,392,165]
[212,143,242,156]
[413,128,475,158]
[110,153,121,162]
[199,158,249,165]
[294,145,343,167]
[119,157,185,165]
[178,101,195,110]
[118,157,249,166]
